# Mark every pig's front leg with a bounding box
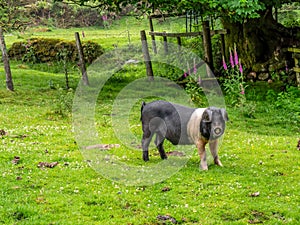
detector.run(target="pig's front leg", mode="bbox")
[197,140,208,170]
[209,140,223,167]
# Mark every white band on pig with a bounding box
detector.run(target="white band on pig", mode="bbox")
[187,108,206,144]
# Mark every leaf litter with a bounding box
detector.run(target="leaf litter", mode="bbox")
[157,214,177,224]
[38,162,58,168]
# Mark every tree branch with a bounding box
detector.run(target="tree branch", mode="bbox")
[59,0,111,9]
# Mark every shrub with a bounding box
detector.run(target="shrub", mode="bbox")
[274,86,299,113]
[55,41,77,62]
[51,87,74,117]
[82,41,104,64]
[7,42,27,61]
[8,38,104,64]
[266,86,300,124]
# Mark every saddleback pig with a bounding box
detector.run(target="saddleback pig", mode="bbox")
[140,100,229,170]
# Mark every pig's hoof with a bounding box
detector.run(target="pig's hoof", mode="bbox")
[215,160,223,167]
[200,166,208,171]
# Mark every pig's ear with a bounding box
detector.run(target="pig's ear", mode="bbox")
[202,109,212,122]
[221,108,229,121]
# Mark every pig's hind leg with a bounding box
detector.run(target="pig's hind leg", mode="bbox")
[142,124,154,161]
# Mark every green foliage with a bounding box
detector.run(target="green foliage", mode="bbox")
[225,0,265,21]
[221,66,257,118]
[278,2,300,27]
[1,0,299,33]
[8,38,104,64]
[82,41,105,64]
[152,60,206,105]
[221,46,246,106]
[0,0,105,30]
[52,87,74,117]
[55,41,77,62]
[62,0,298,24]
[0,0,30,31]
[275,87,299,110]
[222,68,247,107]
[181,37,204,59]
[266,86,300,123]
[47,1,103,28]
[184,76,207,105]
[178,0,266,21]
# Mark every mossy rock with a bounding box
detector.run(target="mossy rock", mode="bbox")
[55,41,77,62]
[8,42,27,60]
[30,38,61,62]
[268,62,286,72]
[8,38,104,64]
[82,41,104,64]
[252,63,268,73]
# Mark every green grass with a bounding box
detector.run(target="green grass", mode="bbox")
[4,16,187,50]
[0,17,300,224]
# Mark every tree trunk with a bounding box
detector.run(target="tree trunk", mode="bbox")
[222,7,299,76]
[0,27,14,91]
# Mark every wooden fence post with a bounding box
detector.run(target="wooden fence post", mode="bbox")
[202,20,214,75]
[177,36,182,51]
[163,32,168,54]
[0,27,14,91]
[75,32,89,86]
[288,47,300,87]
[141,30,154,81]
[149,17,157,54]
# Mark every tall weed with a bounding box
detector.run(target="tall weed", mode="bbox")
[52,87,74,117]
[221,45,256,118]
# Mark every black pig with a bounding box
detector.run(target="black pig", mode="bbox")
[140,100,228,170]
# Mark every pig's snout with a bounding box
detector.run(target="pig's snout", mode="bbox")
[213,126,223,137]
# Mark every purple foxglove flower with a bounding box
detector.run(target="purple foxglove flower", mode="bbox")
[239,61,243,74]
[102,15,108,21]
[234,44,239,66]
[229,48,234,68]
[184,72,187,78]
[222,56,227,70]
[193,59,197,74]
[198,76,202,85]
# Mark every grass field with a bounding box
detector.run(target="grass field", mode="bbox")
[4,16,188,50]
[0,17,300,224]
